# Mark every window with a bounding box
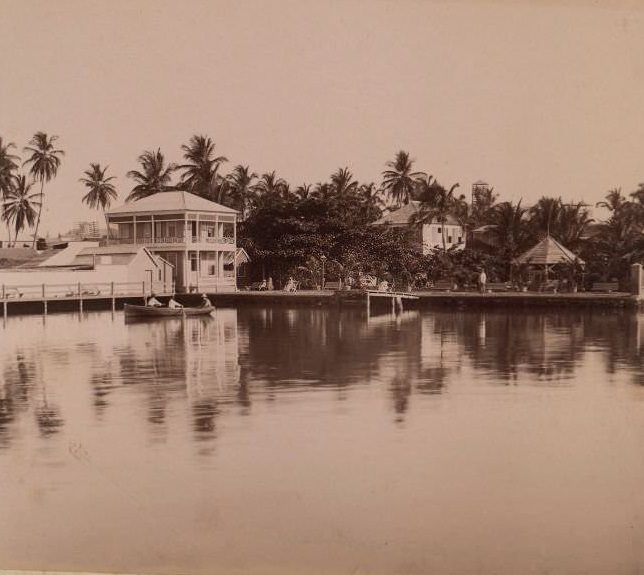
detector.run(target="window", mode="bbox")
[208,265,217,276]
[458,236,463,244]
[190,254,198,272]
[447,236,453,243]
[437,227,442,234]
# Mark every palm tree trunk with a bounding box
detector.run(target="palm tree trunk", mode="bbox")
[103,209,110,242]
[442,219,447,251]
[32,179,44,248]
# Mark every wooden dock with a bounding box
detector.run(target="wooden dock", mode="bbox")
[365,290,419,313]
[1,281,174,318]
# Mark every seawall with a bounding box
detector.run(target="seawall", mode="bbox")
[1,289,640,317]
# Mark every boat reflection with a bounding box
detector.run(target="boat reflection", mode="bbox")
[2,307,644,449]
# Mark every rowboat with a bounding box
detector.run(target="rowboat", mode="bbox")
[124,304,215,318]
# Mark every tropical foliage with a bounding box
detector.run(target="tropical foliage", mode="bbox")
[381,150,426,205]
[23,132,64,247]
[5,130,644,290]
[1,175,40,246]
[126,149,176,201]
[178,135,227,201]
[80,163,117,211]
[0,138,19,243]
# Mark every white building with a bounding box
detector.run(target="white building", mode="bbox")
[0,243,174,298]
[374,201,465,254]
[106,191,239,293]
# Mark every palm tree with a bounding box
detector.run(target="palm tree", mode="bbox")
[80,163,118,239]
[225,165,258,217]
[126,149,176,201]
[485,200,529,259]
[413,179,461,250]
[330,167,358,195]
[23,132,64,247]
[295,183,313,200]
[557,202,593,249]
[358,182,386,211]
[178,135,227,201]
[471,184,498,227]
[0,138,20,245]
[1,175,41,246]
[597,187,627,213]
[529,196,563,240]
[381,151,426,206]
[255,171,288,196]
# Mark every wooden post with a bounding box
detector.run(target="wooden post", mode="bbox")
[3,300,6,321]
[366,291,371,316]
[78,282,83,313]
[631,264,643,299]
[111,282,115,311]
[1,284,4,300]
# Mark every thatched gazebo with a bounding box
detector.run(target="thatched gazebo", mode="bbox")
[513,235,584,288]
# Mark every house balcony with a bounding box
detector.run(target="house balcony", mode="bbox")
[109,236,236,249]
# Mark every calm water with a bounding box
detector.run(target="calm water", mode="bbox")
[2,306,644,574]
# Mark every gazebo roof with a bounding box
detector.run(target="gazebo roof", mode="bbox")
[513,235,584,266]
[108,191,237,215]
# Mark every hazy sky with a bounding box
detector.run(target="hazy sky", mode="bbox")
[2,0,644,236]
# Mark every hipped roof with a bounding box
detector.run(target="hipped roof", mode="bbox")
[108,191,237,215]
[374,201,460,226]
[513,235,584,266]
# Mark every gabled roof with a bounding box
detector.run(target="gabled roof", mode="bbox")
[374,201,460,226]
[513,235,584,266]
[235,247,251,264]
[108,191,237,215]
[38,242,100,267]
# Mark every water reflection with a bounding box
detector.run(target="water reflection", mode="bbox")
[1,307,644,448]
[4,307,644,574]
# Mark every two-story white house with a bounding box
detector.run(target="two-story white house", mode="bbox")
[106,191,239,293]
[374,201,465,254]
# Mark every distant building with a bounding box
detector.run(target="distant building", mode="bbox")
[374,201,465,254]
[70,221,102,240]
[106,191,240,293]
[471,180,492,207]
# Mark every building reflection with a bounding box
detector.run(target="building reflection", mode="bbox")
[5,307,644,450]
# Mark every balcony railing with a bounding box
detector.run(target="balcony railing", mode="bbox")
[111,236,235,245]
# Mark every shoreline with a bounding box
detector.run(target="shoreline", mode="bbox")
[2,289,638,317]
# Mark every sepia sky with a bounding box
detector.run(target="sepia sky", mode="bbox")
[2,0,644,235]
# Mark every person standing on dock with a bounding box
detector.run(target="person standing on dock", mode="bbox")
[478,269,487,293]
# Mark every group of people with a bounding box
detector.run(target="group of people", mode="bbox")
[146,293,212,308]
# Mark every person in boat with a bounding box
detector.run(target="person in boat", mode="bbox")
[167,294,183,309]
[147,293,163,307]
[199,293,212,308]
